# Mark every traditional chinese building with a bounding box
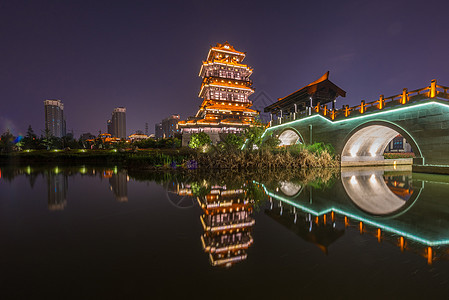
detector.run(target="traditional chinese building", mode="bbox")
[264,71,346,124]
[179,42,259,146]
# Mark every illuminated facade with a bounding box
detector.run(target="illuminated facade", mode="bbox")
[44,99,66,138]
[162,115,180,138]
[198,186,255,267]
[110,107,126,139]
[47,172,68,211]
[179,42,258,145]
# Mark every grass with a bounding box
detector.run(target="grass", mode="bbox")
[0,145,338,170]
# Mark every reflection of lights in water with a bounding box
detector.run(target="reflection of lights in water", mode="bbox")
[350,175,357,185]
[255,181,449,247]
[369,174,376,184]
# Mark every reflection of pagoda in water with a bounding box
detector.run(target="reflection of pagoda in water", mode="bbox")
[47,173,68,211]
[198,185,255,267]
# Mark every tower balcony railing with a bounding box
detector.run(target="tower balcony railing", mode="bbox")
[268,79,449,127]
[204,77,253,86]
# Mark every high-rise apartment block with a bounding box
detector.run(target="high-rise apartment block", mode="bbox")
[107,119,113,135]
[44,99,66,138]
[108,107,126,139]
[162,115,180,138]
[155,122,163,139]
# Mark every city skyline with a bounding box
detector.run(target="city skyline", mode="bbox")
[1,0,449,137]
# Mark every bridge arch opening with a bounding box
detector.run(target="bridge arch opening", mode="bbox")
[341,121,422,164]
[278,128,303,146]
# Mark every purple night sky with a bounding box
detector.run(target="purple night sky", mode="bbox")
[1,0,448,137]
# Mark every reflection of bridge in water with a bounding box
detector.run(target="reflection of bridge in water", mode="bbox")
[259,168,449,265]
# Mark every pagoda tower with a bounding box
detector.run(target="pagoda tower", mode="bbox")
[179,42,258,146]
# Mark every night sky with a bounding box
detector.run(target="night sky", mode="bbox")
[1,0,448,137]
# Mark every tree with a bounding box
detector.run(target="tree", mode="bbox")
[0,130,15,153]
[244,125,265,150]
[243,116,267,150]
[260,135,280,149]
[23,125,38,149]
[219,133,245,151]
[40,128,54,150]
[189,132,212,149]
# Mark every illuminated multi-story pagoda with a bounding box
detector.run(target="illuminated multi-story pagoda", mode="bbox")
[179,42,258,146]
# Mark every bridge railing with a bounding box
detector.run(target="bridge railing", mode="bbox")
[271,79,449,126]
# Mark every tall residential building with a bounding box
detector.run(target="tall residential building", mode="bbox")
[155,122,163,139]
[47,173,68,211]
[178,42,258,145]
[44,99,66,137]
[109,170,128,202]
[109,107,126,139]
[107,119,113,135]
[162,115,180,138]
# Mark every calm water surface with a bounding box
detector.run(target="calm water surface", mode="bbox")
[1,165,449,299]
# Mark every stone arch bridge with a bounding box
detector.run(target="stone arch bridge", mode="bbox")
[262,80,449,167]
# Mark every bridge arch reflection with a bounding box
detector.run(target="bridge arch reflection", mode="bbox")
[341,170,422,218]
[341,120,423,164]
[279,181,303,197]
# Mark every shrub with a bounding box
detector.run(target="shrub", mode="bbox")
[189,132,211,149]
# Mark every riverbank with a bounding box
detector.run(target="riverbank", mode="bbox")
[0,147,338,170]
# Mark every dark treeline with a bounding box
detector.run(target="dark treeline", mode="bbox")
[0,125,182,152]
[0,125,339,170]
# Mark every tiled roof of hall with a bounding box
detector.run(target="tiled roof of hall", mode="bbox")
[212,41,245,55]
[206,41,246,61]
[264,71,346,112]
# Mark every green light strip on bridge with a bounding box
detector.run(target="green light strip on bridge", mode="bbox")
[255,181,449,247]
[262,101,449,138]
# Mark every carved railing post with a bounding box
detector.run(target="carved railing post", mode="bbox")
[378,95,385,109]
[430,79,437,98]
[401,88,408,104]
[344,105,350,117]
